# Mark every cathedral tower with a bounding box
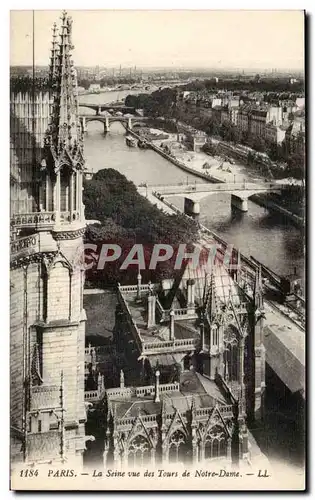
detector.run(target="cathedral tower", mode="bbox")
[10,11,87,467]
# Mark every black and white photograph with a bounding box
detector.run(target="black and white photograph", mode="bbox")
[9,9,305,491]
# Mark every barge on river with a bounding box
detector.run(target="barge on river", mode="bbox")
[126,136,137,148]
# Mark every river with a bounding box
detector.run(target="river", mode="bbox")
[80,93,304,281]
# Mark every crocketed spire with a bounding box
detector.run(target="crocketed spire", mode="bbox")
[44,11,84,172]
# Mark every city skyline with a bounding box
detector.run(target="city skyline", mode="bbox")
[10,10,304,71]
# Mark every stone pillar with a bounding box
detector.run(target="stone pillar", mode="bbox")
[128,117,132,130]
[184,197,200,216]
[199,442,204,462]
[191,412,198,464]
[103,439,109,467]
[45,173,49,210]
[78,172,83,219]
[154,370,160,403]
[254,344,266,420]
[161,443,168,464]
[120,370,125,389]
[150,448,155,467]
[231,194,248,212]
[105,116,109,133]
[81,116,86,133]
[226,437,232,463]
[141,357,146,384]
[147,295,156,328]
[69,172,74,221]
[169,310,175,341]
[54,170,61,224]
[238,338,245,402]
[76,171,80,215]
[137,270,142,300]
[187,279,195,312]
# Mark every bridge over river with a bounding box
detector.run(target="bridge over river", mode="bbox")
[79,103,136,114]
[80,114,148,134]
[140,181,285,214]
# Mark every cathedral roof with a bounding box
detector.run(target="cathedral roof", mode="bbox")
[182,256,245,307]
[108,371,229,420]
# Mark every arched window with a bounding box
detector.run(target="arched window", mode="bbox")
[212,438,219,458]
[60,166,71,212]
[168,430,187,464]
[128,435,150,468]
[183,355,191,371]
[205,439,212,459]
[204,426,227,460]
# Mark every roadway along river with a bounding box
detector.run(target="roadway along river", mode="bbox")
[80,93,304,281]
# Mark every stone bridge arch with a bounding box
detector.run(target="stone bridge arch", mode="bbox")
[155,182,283,215]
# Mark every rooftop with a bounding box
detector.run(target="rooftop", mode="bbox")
[108,370,230,420]
[123,292,199,344]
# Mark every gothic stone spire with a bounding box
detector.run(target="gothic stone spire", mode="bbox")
[205,270,219,324]
[45,11,84,173]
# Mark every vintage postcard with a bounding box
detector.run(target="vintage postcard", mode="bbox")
[10,9,305,491]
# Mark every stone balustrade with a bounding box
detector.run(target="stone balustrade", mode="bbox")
[84,390,100,402]
[106,382,180,401]
[11,210,81,229]
[84,344,112,357]
[117,413,158,427]
[119,283,158,293]
[143,337,198,354]
[11,212,56,229]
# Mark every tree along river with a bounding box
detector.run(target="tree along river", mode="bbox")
[80,92,304,281]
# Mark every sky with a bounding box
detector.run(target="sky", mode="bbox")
[10,10,304,71]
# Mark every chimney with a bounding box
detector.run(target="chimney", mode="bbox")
[154,370,160,403]
[147,294,156,328]
[169,309,175,340]
[187,279,195,311]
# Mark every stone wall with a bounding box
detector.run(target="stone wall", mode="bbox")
[10,233,87,464]
[10,91,52,215]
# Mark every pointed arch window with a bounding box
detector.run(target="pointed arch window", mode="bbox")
[127,435,151,468]
[212,326,219,346]
[60,166,71,212]
[169,430,187,464]
[204,425,227,460]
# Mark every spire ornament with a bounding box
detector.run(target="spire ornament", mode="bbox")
[44,10,85,174]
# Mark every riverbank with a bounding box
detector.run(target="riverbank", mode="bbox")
[130,126,304,228]
[128,128,222,183]
[252,194,304,228]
